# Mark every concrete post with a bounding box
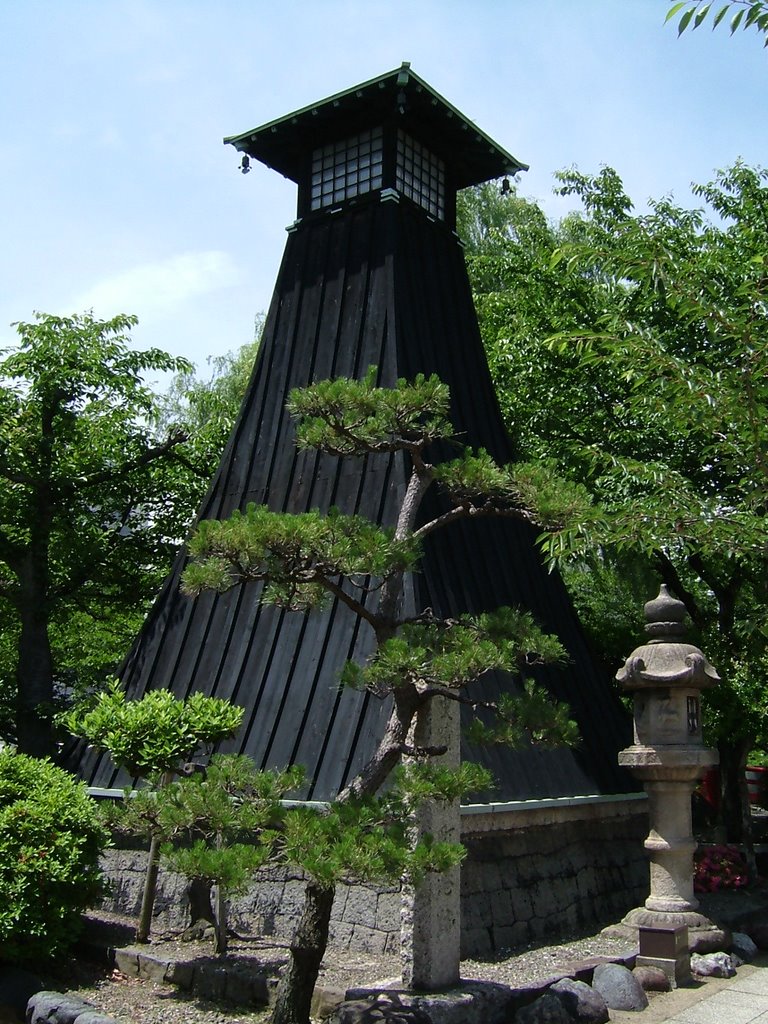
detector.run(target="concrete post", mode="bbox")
[401,695,461,990]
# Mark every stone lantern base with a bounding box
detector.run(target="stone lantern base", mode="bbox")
[603,906,730,953]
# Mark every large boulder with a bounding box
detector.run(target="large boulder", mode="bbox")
[515,992,574,1023]
[336,982,515,1024]
[25,991,117,1024]
[27,992,91,1024]
[591,963,648,1011]
[746,922,768,950]
[549,978,609,1022]
[332,996,432,1024]
[632,965,670,992]
[731,932,759,962]
[71,1014,120,1024]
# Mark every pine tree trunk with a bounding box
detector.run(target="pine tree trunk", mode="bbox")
[214,832,228,957]
[271,881,335,1024]
[272,690,419,1023]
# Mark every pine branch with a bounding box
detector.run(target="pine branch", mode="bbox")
[182,504,419,617]
[415,684,497,709]
[287,368,454,458]
[315,575,383,633]
[337,688,424,802]
[414,499,538,542]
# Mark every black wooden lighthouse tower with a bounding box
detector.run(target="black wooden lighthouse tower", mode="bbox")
[77,64,632,800]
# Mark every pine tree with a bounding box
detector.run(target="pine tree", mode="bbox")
[182,368,579,1024]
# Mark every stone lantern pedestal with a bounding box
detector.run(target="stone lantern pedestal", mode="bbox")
[608,585,728,952]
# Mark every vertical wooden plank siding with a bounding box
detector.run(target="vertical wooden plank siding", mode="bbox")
[70,196,633,800]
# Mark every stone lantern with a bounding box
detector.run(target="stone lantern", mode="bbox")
[614,584,727,952]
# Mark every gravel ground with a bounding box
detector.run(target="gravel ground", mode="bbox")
[50,960,272,1024]
[42,913,636,1024]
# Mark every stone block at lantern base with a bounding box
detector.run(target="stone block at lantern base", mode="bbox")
[604,906,730,954]
[636,924,691,987]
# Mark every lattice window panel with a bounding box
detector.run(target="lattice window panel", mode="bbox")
[396,129,445,219]
[310,127,384,211]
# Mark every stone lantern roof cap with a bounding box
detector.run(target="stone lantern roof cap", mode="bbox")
[616,585,720,691]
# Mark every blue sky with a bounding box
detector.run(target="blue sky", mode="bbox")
[1,1,765,388]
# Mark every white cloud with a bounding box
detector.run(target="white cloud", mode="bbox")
[73,251,242,320]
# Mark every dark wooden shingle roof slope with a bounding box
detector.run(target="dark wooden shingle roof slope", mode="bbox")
[75,195,634,801]
[73,66,634,801]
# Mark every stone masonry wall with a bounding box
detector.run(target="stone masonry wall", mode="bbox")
[459,796,649,957]
[99,796,647,959]
[101,851,401,954]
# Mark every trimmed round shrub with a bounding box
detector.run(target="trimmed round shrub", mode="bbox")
[0,750,108,962]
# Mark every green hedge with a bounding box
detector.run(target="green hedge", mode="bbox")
[0,750,108,962]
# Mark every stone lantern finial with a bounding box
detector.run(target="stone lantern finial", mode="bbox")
[644,584,686,640]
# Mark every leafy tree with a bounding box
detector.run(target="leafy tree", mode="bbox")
[0,312,213,755]
[456,177,634,463]
[182,369,577,1024]
[457,177,654,662]
[63,684,243,942]
[152,319,263,489]
[547,162,768,844]
[667,1,768,45]
[460,164,768,849]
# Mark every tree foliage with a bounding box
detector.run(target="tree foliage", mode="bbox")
[63,683,243,777]
[152,755,301,956]
[64,685,243,942]
[152,320,262,489]
[667,1,768,45]
[459,162,768,843]
[0,750,108,963]
[0,312,213,754]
